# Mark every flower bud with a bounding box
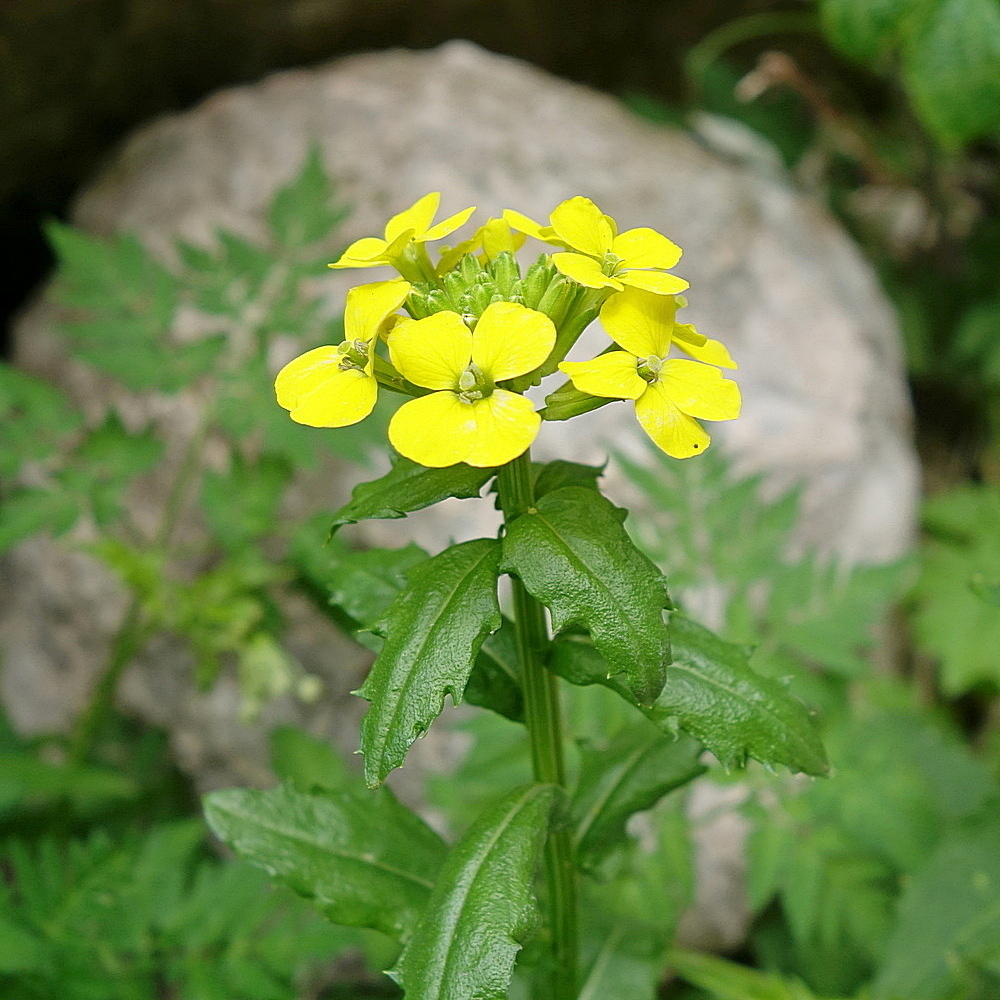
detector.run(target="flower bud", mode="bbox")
[488,250,522,297]
[521,254,556,309]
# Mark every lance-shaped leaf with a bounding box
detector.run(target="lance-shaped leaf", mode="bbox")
[549,616,828,777]
[359,538,502,787]
[501,486,670,705]
[655,614,828,776]
[571,725,705,870]
[203,782,447,941]
[391,783,558,1000]
[331,454,497,532]
[464,616,524,722]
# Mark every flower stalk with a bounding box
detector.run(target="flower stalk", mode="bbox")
[496,451,578,1000]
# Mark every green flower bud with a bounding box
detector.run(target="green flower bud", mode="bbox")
[488,250,522,297]
[521,254,556,309]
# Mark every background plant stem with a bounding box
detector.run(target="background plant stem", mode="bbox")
[496,451,578,1000]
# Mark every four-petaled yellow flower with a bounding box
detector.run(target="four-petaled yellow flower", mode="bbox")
[275,279,411,427]
[330,192,476,271]
[386,302,556,468]
[558,287,740,458]
[505,196,689,296]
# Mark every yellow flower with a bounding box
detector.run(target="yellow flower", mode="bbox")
[275,280,411,427]
[330,192,476,271]
[386,301,556,467]
[436,217,527,274]
[504,196,689,296]
[558,287,740,458]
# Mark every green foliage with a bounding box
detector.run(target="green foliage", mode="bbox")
[550,614,828,777]
[668,948,831,1000]
[330,454,498,532]
[389,783,557,1000]
[1,151,384,733]
[358,538,502,787]
[0,820,356,1000]
[817,0,1000,147]
[744,691,995,996]
[873,804,1000,999]
[911,483,1000,694]
[619,444,909,692]
[205,782,447,942]
[501,486,672,705]
[570,723,704,871]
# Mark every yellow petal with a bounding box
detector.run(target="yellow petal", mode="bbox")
[599,286,677,358]
[635,381,711,458]
[329,236,391,268]
[422,205,477,242]
[619,269,690,295]
[559,352,646,400]
[275,347,378,427]
[275,346,342,409]
[385,192,439,242]
[343,279,412,343]
[673,325,737,369]
[389,392,474,467]
[502,209,560,244]
[480,218,526,259]
[461,390,541,467]
[660,359,741,420]
[387,312,471,390]
[436,233,482,275]
[670,320,707,348]
[552,252,621,290]
[471,302,556,382]
[549,196,614,257]
[613,227,683,270]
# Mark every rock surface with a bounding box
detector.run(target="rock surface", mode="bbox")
[3,41,919,951]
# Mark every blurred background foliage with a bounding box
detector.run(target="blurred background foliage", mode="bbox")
[2,0,1000,997]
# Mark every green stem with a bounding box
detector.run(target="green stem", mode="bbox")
[496,451,578,1000]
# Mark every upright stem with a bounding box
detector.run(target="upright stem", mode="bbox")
[496,451,578,1000]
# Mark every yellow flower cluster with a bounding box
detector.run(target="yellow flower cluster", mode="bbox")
[275,193,741,467]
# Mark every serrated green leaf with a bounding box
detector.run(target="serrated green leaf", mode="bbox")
[501,486,670,705]
[330,455,497,532]
[391,783,557,1000]
[902,0,1000,148]
[267,146,348,249]
[0,363,83,478]
[653,614,828,776]
[200,453,291,549]
[818,0,914,62]
[873,807,1000,999]
[464,616,524,722]
[549,616,828,776]
[268,726,353,793]
[204,782,446,941]
[327,543,430,626]
[0,487,79,554]
[571,724,704,870]
[358,538,502,787]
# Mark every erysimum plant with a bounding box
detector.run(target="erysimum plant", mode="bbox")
[204,193,828,1000]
